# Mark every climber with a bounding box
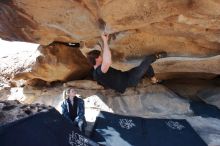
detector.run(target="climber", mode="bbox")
[61,88,87,133]
[86,32,167,93]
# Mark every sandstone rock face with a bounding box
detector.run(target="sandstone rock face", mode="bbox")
[0,0,220,82]
[64,80,104,90]
[13,42,91,84]
[1,1,220,144]
[197,87,220,109]
[1,0,220,55]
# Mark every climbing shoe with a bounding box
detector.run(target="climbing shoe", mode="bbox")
[155,51,167,59]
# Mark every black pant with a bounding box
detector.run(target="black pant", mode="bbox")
[126,54,156,87]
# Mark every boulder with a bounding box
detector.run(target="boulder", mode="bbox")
[0,0,220,56]
[13,42,91,85]
[1,0,220,82]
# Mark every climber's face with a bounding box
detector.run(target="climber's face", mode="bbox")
[96,55,103,65]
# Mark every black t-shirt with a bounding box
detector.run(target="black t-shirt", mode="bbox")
[93,65,128,93]
[67,97,77,122]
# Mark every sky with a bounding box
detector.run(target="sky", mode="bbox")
[0,39,39,57]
